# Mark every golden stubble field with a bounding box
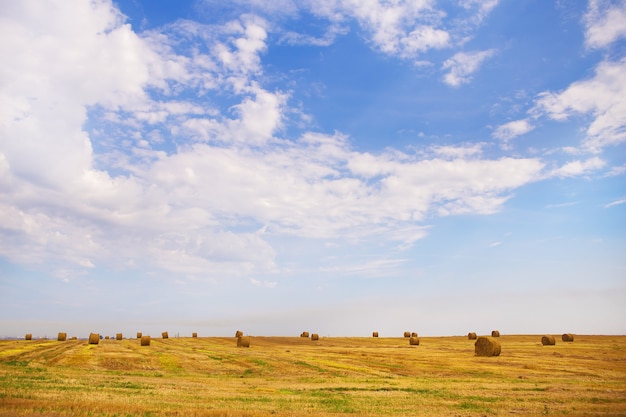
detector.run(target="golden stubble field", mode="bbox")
[1,334,625,416]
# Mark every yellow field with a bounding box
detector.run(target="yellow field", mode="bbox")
[1,335,625,416]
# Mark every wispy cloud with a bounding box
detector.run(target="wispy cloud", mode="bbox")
[605,198,626,208]
[584,0,626,49]
[442,49,496,87]
[492,119,534,141]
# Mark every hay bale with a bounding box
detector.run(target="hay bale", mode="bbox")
[105,336,110,340]
[541,335,556,345]
[311,333,319,341]
[468,332,477,340]
[411,332,418,338]
[88,333,100,345]
[57,332,67,342]
[25,334,32,340]
[237,336,250,348]
[372,332,379,338]
[562,333,574,342]
[162,331,168,339]
[475,336,501,357]
[235,330,243,337]
[403,331,411,338]
[115,333,122,340]
[141,335,151,346]
[409,336,420,346]
[70,337,77,340]
[301,331,309,338]
[137,332,142,339]
[192,332,198,338]
[491,330,500,337]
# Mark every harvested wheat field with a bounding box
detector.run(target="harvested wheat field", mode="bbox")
[1,335,625,416]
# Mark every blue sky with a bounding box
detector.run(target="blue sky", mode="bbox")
[1,0,625,339]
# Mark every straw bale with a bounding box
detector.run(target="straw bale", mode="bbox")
[192,332,197,338]
[541,335,556,345]
[475,336,501,356]
[301,331,309,338]
[409,336,420,345]
[491,330,500,337]
[141,335,151,346]
[88,333,100,345]
[235,330,243,337]
[105,336,110,340]
[468,332,477,340]
[137,332,142,339]
[237,336,250,347]
[562,333,574,342]
[311,333,319,341]
[411,332,418,338]
[25,334,32,340]
[57,332,67,342]
[162,331,168,339]
[403,331,411,338]
[115,333,122,340]
[372,332,379,337]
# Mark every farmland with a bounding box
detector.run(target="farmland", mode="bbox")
[1,335,625,416]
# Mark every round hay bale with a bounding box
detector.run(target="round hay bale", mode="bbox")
[491,330,500,337]
[403,331,411,338]
[137,332,142,339]
[372,332,379,338]
[70,336,77,340]
[105,336,110,340]
[475,336,501,357]
[562,333,574,342]
[311,333,319,341]
[468,332,477,340]
[411,332,418,338]
[162,331,168,339]
[88,333,100,345]
[237,336,250,348]
[25,334,32,340]
[116,333,123,341]
[57,332,67,342]
[301,331,309,338]
[140,335,151,346]
[235,330,243,337]
[192,332,198,338]
[541,335,556,346]
[409,336,420,346]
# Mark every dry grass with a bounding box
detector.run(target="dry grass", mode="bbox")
[1,335,625,416]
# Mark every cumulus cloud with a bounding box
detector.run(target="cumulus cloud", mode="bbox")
[442,49,496,87]
[0,0,545,282]
[533,57,626,152]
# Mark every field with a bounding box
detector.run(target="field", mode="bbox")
[1,334,625,416]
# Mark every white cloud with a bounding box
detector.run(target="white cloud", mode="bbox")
[492,119,535,141]
[605,198,626,208]
[549,157,606,178]
[442,49,496,87]
[534,57,626,152]
[0,0,546,282]
[584,0,626,49]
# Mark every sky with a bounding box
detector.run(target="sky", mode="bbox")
[0,0,625,339]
